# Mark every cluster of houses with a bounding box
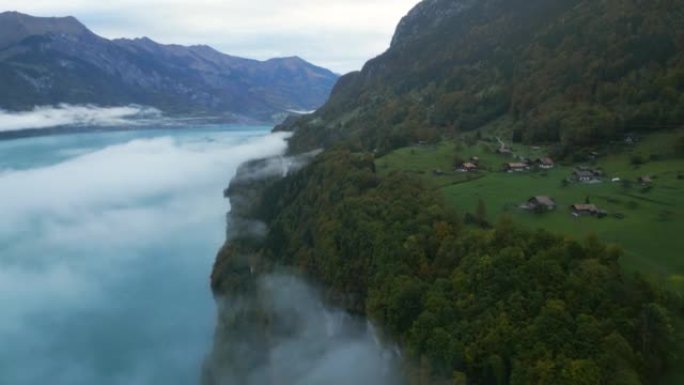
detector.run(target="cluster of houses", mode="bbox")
[522,195,608,218]
[455,155,556,173]
[503,157,555,173]
[452,150,653,194]
[569,166,654,186]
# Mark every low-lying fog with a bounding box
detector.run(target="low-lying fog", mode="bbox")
[0,125,286,385]
[0,117,405,385]
[0,104,162,132]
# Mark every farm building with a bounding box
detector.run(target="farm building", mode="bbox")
[524,196,557,212]
[571,168,603,183]
[570,203,608,217]
[504,162,529,173]
[535,157,555,169]
[457,162,478,172]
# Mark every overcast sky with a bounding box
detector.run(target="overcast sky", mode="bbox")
[0,0,421,73]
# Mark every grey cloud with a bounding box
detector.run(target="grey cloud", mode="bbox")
[224,149,321,241]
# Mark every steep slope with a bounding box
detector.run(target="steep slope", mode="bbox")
[0,12,338,122]
[207,1,683,384]
[283,0,684,152]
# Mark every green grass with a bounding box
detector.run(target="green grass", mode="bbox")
[377,131,684,292]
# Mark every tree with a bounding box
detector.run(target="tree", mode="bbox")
[630,154,645,166]
[675,136,684,157]
[476,198,488,227]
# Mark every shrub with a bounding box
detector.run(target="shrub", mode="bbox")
[630,154,645,166]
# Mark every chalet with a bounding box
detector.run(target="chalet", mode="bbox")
[570,203,608,218]
[524,196,557,212]
[497,147,513,155]
[535,157,555,169]
[571,203,597,214]
[571,168,602,183]
[504,162,529,173]
[638,176,653,185]
[458,162,478,172]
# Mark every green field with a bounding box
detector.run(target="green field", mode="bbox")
[377,131,684,293]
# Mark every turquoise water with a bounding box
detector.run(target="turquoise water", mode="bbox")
[0,126,288,385]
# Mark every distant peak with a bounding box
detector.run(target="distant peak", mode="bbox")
[131,36,158,45]
[0,11,85,27]
[266,56,310,66]
[0,11,91,48]
[0,11,24,17]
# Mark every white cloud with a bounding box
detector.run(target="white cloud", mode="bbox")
[0,0,421,73]
[0,104,162,132]
[0,129,289,385]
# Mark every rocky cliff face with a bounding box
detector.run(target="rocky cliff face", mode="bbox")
[0,12,338,122]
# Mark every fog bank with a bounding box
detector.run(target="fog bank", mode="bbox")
[0,126,286,385]
[207,274,404,385]
[0,104,162,132]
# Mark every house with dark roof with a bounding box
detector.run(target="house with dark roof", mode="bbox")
[571,168,603,183]
[504,162,529,173]
[570,203,608,217]
[535,157,555,169]
[457,162,478,173]
[524,196,557,212]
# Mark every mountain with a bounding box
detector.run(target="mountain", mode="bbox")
[0,12,338,122]
[282,0,684,153]
[206,1,683,384]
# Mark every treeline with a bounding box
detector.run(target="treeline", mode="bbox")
[285,0,684,154]
[237,150,680,385]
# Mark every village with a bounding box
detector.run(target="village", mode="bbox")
[440,141,658,220]
[376,128,684,291]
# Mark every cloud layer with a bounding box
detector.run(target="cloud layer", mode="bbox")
[0,104,162,132]
[0,127,288,385]
[0,0,421,73]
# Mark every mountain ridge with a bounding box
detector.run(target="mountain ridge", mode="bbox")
[0,12,338,122]
[282,0,684,154]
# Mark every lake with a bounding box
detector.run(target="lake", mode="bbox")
[0,125,288,385]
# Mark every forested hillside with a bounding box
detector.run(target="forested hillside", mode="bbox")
[209,1,684,384]
[282,0,684,153]
[213,150,679,384]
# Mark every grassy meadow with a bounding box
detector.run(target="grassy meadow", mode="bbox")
[376,130,684,293]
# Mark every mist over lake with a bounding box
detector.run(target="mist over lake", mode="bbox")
[0,125,287,385]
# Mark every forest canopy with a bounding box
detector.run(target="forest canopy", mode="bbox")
[212,150,681,385]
